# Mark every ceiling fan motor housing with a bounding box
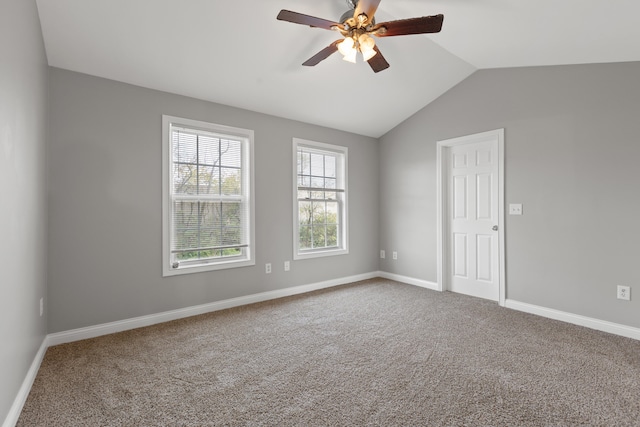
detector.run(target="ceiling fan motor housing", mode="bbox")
[340,8,375,27]
[339,10,353,24]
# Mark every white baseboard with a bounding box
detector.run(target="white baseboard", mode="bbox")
[505,299,640,341]
[377,271,440,291]
[47,272,378,347]
[376,271,640,341]
[2,338,48,427]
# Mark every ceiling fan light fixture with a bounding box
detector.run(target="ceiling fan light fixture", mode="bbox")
[358,34,375,48]
[337,37,355,55]
[338,37,358,63]
[361,45,377,61]
[358,34,377,60]
[342,48,358,63]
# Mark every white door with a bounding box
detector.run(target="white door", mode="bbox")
[447,136,500,301]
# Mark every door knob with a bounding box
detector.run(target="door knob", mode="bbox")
[492,225,499,231]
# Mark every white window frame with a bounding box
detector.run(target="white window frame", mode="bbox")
[162,115,255,276]
[292,138,348,260]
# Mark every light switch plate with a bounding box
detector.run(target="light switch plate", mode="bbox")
[509,204,523,215]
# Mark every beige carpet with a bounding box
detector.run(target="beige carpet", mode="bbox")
[18,279,640,426]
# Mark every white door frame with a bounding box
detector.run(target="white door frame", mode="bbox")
[436,129,506,306]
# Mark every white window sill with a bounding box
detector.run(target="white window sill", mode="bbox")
[293,248,348,261]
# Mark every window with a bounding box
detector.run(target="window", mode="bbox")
[162,116,254,276]
[293,138,348,259]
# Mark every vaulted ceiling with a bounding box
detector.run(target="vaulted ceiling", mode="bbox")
[36,0,640,137]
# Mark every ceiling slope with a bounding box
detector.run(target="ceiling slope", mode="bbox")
[36,0,640,137]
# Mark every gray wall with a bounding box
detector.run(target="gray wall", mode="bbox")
[0,0,49,423]
[48,68,379,333]
[379,62,640,328]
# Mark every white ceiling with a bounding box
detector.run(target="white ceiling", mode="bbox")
[36,0,640,138]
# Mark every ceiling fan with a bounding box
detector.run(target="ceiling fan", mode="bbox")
[276,0,444,73]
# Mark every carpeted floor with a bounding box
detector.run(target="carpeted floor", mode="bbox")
[17,279,640,426]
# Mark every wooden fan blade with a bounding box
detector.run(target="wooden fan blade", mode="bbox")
[367,46,390,73]
[277,10,341,31]
[302,40,342,66]
[354,0,382,24]
[373,15,444,37]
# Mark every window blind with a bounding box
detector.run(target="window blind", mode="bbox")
[170,127,249,265]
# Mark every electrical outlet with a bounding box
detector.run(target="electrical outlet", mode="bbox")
[284,261,290,272]
[265,263,272,274]
[380,250,385,259]
[509,204,523,215]
[39,298,43,317]
[392,251,398,260]
[617,285,631,301]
